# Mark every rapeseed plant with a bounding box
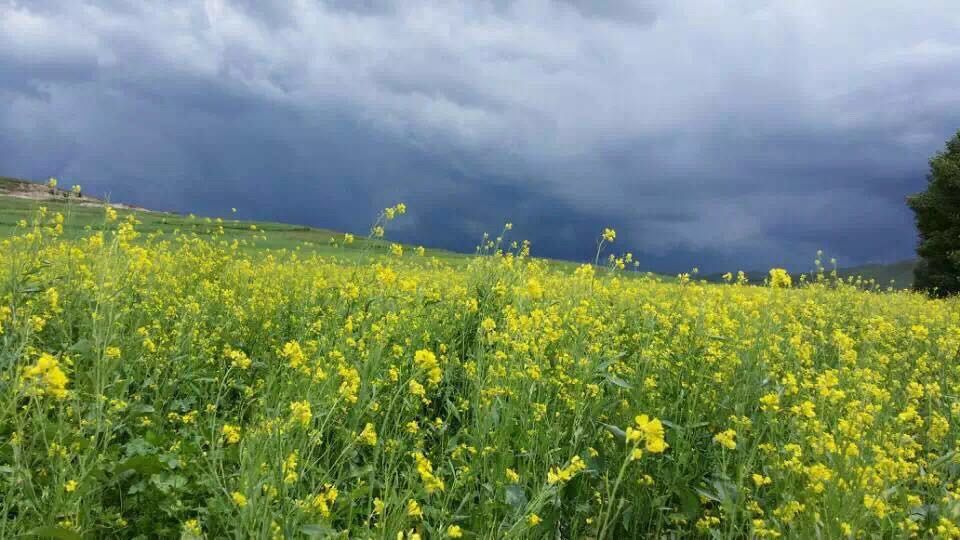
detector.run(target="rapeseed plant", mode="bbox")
[0,204,958,538]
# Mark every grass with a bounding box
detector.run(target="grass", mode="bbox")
[0,191,470,265]
[0,200,957,538]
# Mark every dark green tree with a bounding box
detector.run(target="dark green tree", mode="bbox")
[907,130,960,297]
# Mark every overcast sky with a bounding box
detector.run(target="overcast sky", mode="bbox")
[2,1,959,272]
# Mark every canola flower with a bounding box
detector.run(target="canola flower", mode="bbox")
[627,414,669,453]
[713,429,737,450]
[289,400,312,427]
[407,499,423,519]
[358,422,378,446]
[768,267,792,288]
[222,424,241,444]
[412,451,445,493]
[1,205,959,538]
[602,228,616,243]
[547,455,587,485]
[20,352,69,399]
[224,346,250,370]
[304,484,339,517]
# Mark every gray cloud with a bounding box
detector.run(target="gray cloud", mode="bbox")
[1,0,959,271]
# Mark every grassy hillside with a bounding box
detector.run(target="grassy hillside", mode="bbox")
[0,176,466,264]
[0,176,641,276]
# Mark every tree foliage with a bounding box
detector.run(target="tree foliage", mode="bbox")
[907,130,960,296]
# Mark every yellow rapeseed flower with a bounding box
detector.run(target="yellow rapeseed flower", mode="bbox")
[222,424,241,444]
[768,268,792,288]
[358,423,378,446]
[713,429,737,450]
[21,353,69,399]
[289,400,312,427]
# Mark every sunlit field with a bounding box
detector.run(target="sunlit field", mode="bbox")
[2,203,959,539]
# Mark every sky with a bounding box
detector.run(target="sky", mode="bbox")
[2,0,959,273]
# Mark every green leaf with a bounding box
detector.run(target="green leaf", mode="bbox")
[301,524,327,534]
[595,353,626,372]
[67,340,92,354]
[660,419,681,430]
[130,404,155,415]
[490,403,501,425]
[930,451,956,469]
[158,453,180,469]
[301,524,334,538]
[604,374,632,389]
[693,486,719,503]
[113,454,163,476]
[24,526,83,540]
[123,437,155,457]
[673,486,701,519]
[347,464,373,479]
[600,423,627,442]
[505,485,527,510]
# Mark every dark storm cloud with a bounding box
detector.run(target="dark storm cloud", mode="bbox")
[1,0,959,272]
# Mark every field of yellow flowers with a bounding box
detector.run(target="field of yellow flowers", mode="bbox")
[3,204,960,539]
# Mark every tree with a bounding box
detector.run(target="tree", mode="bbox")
[907,130,960,297]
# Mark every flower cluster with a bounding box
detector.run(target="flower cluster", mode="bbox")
[20,353,69,399]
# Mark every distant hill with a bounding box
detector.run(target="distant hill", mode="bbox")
[702,260,916,289]
[837,260,915,288]
[0,175,164,210]
[3,175,103,205]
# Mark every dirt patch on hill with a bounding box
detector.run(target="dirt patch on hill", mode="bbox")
[0,177,151,211]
